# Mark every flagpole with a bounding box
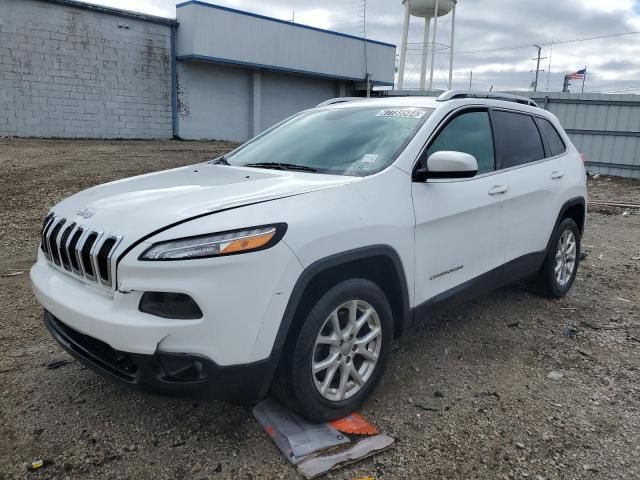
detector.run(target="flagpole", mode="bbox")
[582,66,587,94]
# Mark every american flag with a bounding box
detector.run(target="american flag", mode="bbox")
[569,69,587,80]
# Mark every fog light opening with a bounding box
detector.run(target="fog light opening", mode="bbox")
[139,292,203,320]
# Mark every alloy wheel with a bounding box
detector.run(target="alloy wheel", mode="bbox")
[555,229,577,287]
[311,300,382,401]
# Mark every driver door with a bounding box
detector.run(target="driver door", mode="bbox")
[411,108,508,313]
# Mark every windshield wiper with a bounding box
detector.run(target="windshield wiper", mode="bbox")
[244,162,318,173]
[211,156,230,165]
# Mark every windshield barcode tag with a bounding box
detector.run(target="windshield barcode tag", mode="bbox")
[377,109,427,119]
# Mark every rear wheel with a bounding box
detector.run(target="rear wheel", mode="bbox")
[273,278,393,422]
[537,218,581,298]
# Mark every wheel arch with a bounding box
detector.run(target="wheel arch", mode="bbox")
[272,246,412,354]
[546,197,586,253]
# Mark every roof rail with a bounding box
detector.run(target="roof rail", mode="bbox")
[437,90,539,108]
[316,97,365,107]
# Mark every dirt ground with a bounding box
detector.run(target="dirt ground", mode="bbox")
[0,139,638,480]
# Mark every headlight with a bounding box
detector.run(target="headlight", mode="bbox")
[140,224,287,261]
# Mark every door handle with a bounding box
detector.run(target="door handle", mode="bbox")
[551,171,565,180]
[488,185,509,196]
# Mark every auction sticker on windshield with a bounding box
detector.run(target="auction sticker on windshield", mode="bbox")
[360,154,379,164]
[376,109,427,119]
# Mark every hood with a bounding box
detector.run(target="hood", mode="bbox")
[50,163,358,247]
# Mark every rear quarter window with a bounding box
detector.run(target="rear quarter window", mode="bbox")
[536,117,567,157]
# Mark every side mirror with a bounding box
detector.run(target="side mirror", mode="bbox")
[413,151,478,181]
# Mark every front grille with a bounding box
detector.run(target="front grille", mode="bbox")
[40,213,122,289]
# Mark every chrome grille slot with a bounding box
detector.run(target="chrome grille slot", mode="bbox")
[47,218,66,266]
[40,213,123,289]
[67,228,84,273]
[97,237,120,286]
[59,223,76,271]
[81,232,99,278]
[40,214,54,258]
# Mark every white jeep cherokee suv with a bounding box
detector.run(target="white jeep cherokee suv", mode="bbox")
[32,91,587,421]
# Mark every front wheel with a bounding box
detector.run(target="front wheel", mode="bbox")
[273,278,393,422]
[537,218,581,298]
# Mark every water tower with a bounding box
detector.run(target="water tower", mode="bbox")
[397,0,458,91]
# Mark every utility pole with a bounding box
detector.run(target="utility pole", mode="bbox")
[469,71,473,90]
[532,44,547,92]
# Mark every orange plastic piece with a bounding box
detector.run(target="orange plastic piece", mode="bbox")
[329,413,379,436]
[220,231,275,254]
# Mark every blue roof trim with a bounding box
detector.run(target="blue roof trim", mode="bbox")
[176,0,396,49]
[176,54,394,86]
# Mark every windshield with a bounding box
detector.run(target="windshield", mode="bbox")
[223,106,433,176]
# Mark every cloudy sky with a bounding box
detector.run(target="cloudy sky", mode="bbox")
[87,0,640,93]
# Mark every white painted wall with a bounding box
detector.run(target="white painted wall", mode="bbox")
[176,2,396,86]
[177,62,251,142]
[177,61,341,142]
[260,72,339,132]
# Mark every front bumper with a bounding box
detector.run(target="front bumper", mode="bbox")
[31,239,303,365]
[44,311,278,403]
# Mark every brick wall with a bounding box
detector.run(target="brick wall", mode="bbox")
[0,0,174,138]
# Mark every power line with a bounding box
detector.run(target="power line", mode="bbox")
[403,30,640,55]
[451,30,640,55]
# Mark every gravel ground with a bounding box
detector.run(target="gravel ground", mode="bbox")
[1,139,639,480]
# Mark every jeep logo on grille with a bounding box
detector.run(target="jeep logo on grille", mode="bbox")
[76,207,95,219]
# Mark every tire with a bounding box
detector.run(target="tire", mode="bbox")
[273,278,393,422]
[537,218,581,298]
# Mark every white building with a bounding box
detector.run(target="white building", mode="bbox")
[0,0,396,141]
[175,1,396,141]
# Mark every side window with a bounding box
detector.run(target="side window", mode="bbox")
[492,110,545,168]
[536,117,566,157]
[426,110,495,174]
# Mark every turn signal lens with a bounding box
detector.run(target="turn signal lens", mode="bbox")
[140,224,286,261]
[219,230,276,254]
